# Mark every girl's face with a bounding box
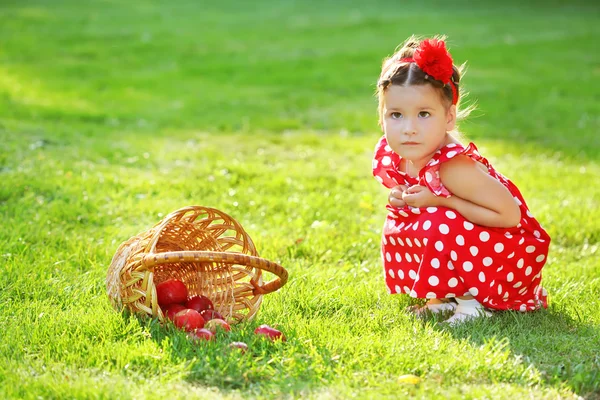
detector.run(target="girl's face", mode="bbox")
[382,84,456,169]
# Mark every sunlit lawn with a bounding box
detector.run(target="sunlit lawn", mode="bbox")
[1,0,599,398]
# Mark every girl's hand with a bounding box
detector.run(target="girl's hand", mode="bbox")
[388,184,408,208]
[402,185,441,208]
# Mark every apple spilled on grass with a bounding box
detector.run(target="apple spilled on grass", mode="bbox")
[156,279,286,351]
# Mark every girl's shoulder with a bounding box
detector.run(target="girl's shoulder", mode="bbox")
[419,141,493,197]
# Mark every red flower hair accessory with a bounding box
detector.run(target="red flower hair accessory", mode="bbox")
[399,39,458,104]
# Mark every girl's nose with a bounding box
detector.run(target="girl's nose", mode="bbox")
[404,120,417,135]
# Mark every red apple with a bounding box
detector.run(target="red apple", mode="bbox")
[204,318,231,334]
[156,279,188,306]
[254,324,285,341]
[164,303,186,320]
[199,309,224,322]
[186,295,214,313]
[189,328,214,341]
[173,309,205,331]
[228,341,248,353]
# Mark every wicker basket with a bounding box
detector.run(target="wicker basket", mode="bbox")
[106,206,288,323]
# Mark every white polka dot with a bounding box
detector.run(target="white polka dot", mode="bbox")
[534,230,541,238]
[447,261,455,270]
[507,272,514,282]
[456,235,465,246]
[414,238,421,247]
[445,210,457,219]
[513,281,522,288]
[405,223,412,230]
[526,246,536,253]
[517,259,524,268]
[426,292,437,299]
[431,258,440,268]
[519,304,527,312]
[404,286,411,293]
[384,145,392,152]
[496,266,504,272]
[428,276,440,286]
[397,238,404,246]
[469,287,479,296]
[398,269,404,279]
[483,257,493,267]
[464,221,474,230]
[394,285,401,293]
[406,238,413,247]
[536,254,545,263]
[411,208,421,215]
[526,210,533,218]
[507,252,515,259]
[412,221,420,230]
[423,238,428,246]
[450,251,458,261]
[385,252,391,262]
[426,207,438,213]
[414,254,420,263]
[381,156,392,166]
[489,280,495,287]
[505,232,513,239]
[398,222,406,230]
[463,261,473,272]
[388,269,395,278]
[405,253,412,262]
[375,176,383,183]
[448,278,458,287]
[478,272,486,282]
[435,241,444,251]
[439,224,450,234]
[395,253,402,262]
[445,293,456,298]
[519,237,525,245]
[497,284,503,295]
[425,172,433,182]
[447,150,457,158]
[409,270,417,279]
[494,243,504,253]
[422,220,432,230]
[525,266,532,276]
[382,236,387,245]
[479,232,490,242]
[469,246,479,256]
[399,210,409,217]
[410,290,418,298]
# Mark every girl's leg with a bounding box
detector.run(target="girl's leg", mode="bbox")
[408,298,456,315]
[444,296,491,325]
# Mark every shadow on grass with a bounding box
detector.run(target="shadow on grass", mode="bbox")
[426,307,600,399]
[126,312,333,397]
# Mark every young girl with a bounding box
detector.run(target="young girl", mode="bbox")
[372,36,550,325]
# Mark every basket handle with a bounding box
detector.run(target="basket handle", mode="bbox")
[142,251,288,295]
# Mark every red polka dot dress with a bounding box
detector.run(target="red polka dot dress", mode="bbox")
[372,136,550,311]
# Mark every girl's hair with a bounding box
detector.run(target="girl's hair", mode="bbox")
[376,35,473,131]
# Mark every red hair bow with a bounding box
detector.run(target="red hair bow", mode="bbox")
[400,39,458,104]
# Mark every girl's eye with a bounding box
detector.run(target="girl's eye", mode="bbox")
[391,112,402,119]
[419,111,430,118]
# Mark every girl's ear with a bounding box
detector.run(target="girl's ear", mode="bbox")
[446,104,457,131]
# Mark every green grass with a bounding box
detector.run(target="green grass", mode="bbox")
[1,0,599,398]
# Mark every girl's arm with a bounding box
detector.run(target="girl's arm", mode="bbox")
[437,155,521,228]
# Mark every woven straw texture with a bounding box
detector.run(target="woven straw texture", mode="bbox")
[106,206,288,323]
